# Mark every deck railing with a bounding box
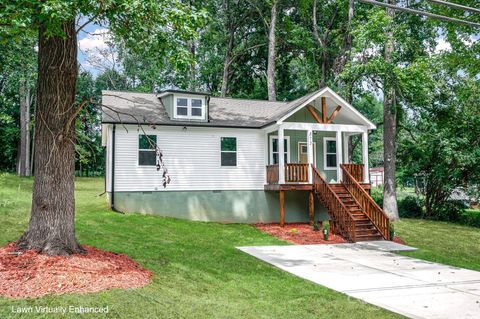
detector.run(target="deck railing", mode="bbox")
[266,163,310,184]
[341,164,390,240]
[266,164,279,184]
[342,163,364,183]
[312,166,357,242]
[285,163,309,183]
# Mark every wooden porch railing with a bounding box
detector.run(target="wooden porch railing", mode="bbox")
[266,164,279,184]
[340,164,390,240]
[266,163,310,184]
[312,166,357,242]
[342,163,364,183]
[285,163,309,183]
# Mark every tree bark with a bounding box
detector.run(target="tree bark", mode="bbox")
[267,0,277,101]
[220,27,235,97]
[382,0,399,220]
[17,79,31,177]
[17,20,84,255]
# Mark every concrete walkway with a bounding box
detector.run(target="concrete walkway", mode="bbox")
[238,242,480,319]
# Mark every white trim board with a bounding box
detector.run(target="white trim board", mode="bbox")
[278,122,368,133]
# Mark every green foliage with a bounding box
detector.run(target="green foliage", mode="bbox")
[0,38,37,171]
[370,186,383,207]
[458,210,480,228]
[398,74,480,221]
[398,196,424,219]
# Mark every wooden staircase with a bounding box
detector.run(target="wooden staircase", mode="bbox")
[329,184,383,241]
[312,165,390,242]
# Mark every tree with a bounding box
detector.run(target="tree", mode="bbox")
[266,0,278,101]
[0,38,37,174]
[382,0,398,220]
[0,1,205,255]
[399,72,480,220]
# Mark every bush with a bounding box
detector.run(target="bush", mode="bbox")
[430,200,465,222]
[371,187,383,207]
[458,210,480,228]
[399,196,424,218]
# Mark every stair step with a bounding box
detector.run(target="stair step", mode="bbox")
[356,229,380,236]
[355,219,373,227]
[355,224,376,230]
[355,234,383,241]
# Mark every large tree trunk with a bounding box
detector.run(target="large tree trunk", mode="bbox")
[220,29,235,97]
[17,80,31,177]
[267,1,277,101]
[382,0,399,220]
[17,20,84,255]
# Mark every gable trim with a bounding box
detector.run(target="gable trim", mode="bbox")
[276,87,376,129]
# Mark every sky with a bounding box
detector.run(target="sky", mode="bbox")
[77,21,478,78]
[77,22,110,76]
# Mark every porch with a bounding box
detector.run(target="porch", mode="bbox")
[259,89,390,242]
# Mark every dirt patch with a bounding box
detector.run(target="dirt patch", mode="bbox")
[255,223,406,245]
[0,243,152,299]
[255,223,347,245]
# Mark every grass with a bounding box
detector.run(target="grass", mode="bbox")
[0,173,399,319]
[395,219,480,271]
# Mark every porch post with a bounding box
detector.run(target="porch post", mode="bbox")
[343,132,350,164]
[336,130,343,182]
[307,128,313,183]
[278,126,285,184]
[362,130,369,183]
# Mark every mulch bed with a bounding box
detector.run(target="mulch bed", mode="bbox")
[0,243,152,299]
[255,223,347,245]
[255,223,406,245]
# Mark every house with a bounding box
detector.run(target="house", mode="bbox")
[369,167,384,187]
[101,87,391,242]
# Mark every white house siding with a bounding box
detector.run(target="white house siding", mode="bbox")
[109,124,267,192]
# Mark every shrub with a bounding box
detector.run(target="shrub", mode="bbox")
[371,187,383,207]
[398,196,424,218]
[430,200,465,222]
[458,210,480,228]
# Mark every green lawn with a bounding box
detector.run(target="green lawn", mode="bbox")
[395,218,480,271]
[0,173,399,319]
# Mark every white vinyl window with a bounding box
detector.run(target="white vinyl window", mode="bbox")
[323,137,337,170]
[221,137,237,166]
[269,136,290,165]
[138,135,157,166]
[174,96,204,119]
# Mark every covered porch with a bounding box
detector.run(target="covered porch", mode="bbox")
[260,88,386,240]
[264,122,370,188]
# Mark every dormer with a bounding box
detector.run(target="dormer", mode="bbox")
[157,89,210,122]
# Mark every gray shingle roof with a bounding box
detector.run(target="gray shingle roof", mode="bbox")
[101,90,317,128]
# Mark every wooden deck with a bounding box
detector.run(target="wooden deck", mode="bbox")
[264,182,370,192]
[264,163,389,242]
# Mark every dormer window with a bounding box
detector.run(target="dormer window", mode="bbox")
[174,96,204,119]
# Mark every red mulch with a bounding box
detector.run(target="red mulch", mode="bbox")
[255,223,406,245]
[255,223,347,245]
[0,243,152,299]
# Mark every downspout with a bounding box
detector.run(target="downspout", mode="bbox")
[111,124,116,211]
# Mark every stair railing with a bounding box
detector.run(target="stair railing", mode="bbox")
[312,165,357,242]
[340,164,390,240]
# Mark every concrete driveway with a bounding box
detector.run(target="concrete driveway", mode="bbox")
[238,242,480,319]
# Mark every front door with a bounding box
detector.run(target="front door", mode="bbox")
[298,142,316,164]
